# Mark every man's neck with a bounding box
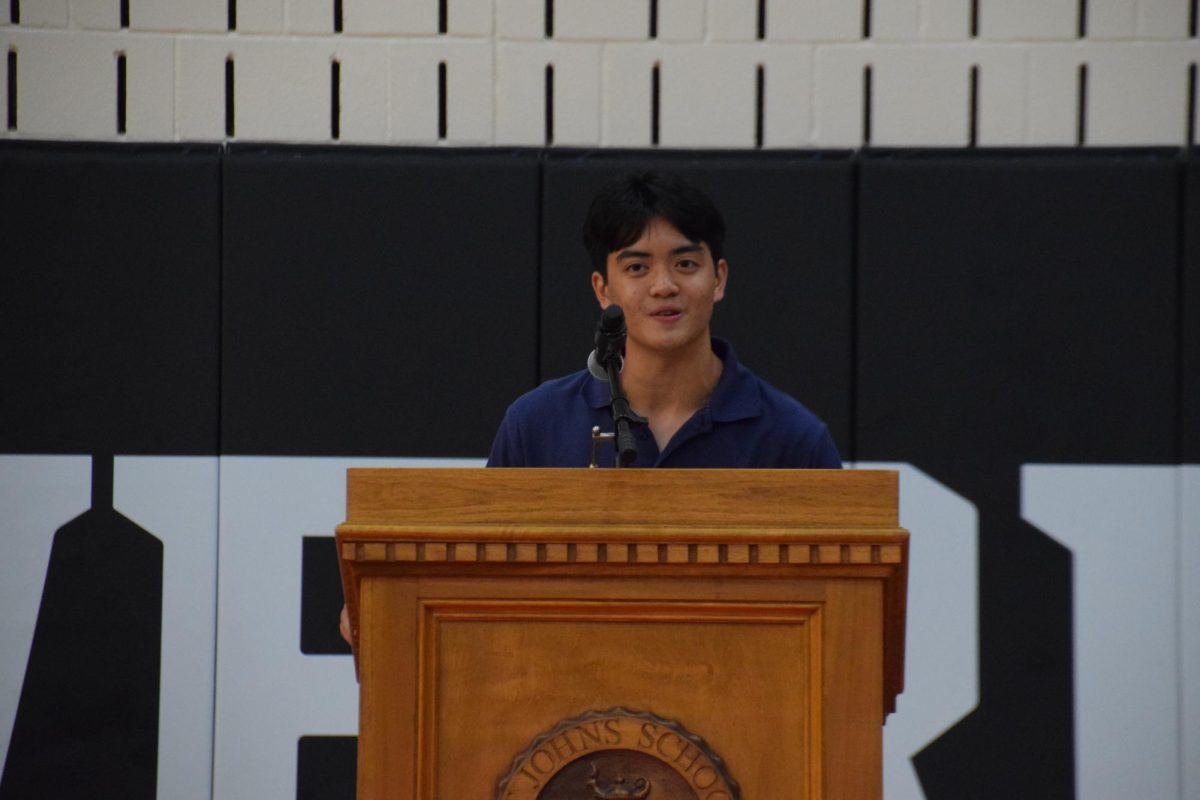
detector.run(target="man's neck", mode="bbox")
[620,336,723,417]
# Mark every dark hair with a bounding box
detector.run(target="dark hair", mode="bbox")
[582,171,726,276]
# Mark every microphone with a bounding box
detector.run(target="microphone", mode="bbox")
[587,304,626,381]
[586,305,643,467]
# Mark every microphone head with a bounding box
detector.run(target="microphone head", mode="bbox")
[598,304,625,336]
[590,304,627,380]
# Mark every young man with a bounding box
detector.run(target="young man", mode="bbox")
[487,170,841,469]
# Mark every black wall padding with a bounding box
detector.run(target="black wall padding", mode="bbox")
[1184,150,1199,463]
[0,142,222,455]
[856,149,1180,799]
[540,151,855,456]
[220,146,541,457]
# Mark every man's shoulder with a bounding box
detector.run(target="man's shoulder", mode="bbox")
[489,369,597,468]
[719,351,825,432]
[505,369,592,418]
[750,373,826,430]
[722,359,841,468]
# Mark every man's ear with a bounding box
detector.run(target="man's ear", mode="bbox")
[714,259,729,303]
[591,271,610,307]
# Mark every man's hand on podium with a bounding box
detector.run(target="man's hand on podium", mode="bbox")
[339,604,352,648]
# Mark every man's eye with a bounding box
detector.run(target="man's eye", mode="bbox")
[626,263,647,273]
[677,259,698,270]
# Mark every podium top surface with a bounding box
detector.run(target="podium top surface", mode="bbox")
[342,467,899,530]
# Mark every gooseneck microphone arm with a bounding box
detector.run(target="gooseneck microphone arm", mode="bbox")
[605,355,640,467]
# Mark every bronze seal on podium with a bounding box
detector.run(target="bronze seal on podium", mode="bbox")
[497,709,740,800]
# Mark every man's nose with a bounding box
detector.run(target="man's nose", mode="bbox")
[649,268,678,295]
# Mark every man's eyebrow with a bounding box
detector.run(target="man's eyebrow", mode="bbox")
[614,248,651,260]
[614,243,703,260]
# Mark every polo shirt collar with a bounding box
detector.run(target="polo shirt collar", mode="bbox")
[583,338,762,422]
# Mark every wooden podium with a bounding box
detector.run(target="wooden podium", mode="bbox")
[337,468,907,800]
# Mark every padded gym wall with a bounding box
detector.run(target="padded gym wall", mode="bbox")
[2,142,1197,800]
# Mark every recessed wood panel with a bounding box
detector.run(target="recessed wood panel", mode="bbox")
[420,600,822,800]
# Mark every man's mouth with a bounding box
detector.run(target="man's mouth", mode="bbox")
[651,308,682,318]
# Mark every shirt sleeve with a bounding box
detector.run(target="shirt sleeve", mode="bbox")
[485,407,524,467]
[806,426,843,468]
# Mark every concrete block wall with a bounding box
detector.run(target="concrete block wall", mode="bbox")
[1,1,1197,146]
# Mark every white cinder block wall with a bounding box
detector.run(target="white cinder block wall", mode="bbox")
[0,0,1197,147]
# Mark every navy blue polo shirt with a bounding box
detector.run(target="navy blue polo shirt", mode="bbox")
[487,340,841,469]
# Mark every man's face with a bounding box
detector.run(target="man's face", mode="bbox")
[591,217,728,358]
